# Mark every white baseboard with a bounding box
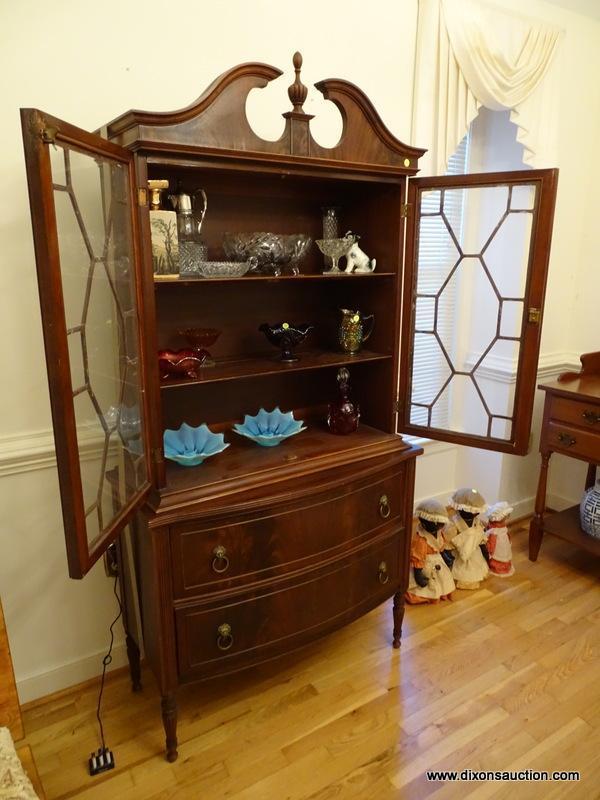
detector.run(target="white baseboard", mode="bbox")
[17,641,128,705]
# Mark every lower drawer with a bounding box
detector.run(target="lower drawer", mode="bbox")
[175,534,402,680]
[546,421,600,461]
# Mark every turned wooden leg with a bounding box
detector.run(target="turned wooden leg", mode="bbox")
[585,463,597,490]
[529,451,551,562]
[125,634,142,693]
[161,692,178,762]
[392,592,404,649]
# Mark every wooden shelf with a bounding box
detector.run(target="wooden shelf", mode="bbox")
[162,422,415,499]
[160,349,392,389]
[154,272,396,286]
[543,504,600,556]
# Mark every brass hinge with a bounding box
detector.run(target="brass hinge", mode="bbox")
[138,188,148,207]
[41,125,58,145]
[394,398,402,413]
[528,307,541,324]
[400,203,411,218]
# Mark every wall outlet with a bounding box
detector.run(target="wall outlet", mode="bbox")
[103,543,118,579]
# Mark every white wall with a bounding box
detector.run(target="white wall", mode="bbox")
[0,0,598,701]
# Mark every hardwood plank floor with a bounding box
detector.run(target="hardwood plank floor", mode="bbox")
[21,523,600,799]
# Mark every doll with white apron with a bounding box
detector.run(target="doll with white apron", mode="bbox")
[406,498,456,605]
[481,501,515,577]
[448,488,489,590]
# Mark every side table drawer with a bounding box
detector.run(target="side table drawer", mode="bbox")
[171,467,405,598]
[549,396,600,429]
[546,421,600,461]
[175,535,401,680]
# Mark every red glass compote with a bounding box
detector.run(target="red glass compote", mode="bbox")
[181,327,221,366]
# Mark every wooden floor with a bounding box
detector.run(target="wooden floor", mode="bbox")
[22,523,600,799]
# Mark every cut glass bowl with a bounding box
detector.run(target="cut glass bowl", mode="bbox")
[223,232,312,275]
[233,407,306,447]
[197,261,251,278]
[163,422,229,467]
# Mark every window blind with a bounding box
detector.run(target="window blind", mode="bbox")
[409,133,470,430]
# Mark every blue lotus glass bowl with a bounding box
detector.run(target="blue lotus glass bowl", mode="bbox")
[233,407,306,447]
[163,422,229,467]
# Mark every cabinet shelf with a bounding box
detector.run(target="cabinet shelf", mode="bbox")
[543,504,600,557]
[162,422,413,499]
[160,349,392,389]
[154,272,396,286]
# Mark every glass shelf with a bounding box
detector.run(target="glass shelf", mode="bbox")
[160,348,392,389]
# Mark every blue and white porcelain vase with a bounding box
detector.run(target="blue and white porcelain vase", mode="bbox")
[580,478,600,539]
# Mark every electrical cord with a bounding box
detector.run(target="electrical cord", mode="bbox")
[89,574,122,774]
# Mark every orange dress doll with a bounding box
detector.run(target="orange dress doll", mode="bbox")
[406,499,456,605]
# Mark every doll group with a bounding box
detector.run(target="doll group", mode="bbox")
[406,488,515,605]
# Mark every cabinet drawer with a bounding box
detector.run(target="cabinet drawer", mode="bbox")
[175,535,401,680]
[546,421,600,461]
[549,396,600,430]
[170,467,405,599]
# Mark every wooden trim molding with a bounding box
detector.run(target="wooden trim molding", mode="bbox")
[463,350,580,384]
[0,427,117,478]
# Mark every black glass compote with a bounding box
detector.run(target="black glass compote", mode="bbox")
[259,322,313,363]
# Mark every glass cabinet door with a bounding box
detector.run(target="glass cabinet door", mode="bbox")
[21,109,151,578]
[399,169,558,454]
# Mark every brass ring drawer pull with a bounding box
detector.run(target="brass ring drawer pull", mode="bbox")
[211,545,230,574]
[378,561,390,584]
[216,623,233,651]
[583,410,600,425]
[379,494,391,519]
[558,433,577,447]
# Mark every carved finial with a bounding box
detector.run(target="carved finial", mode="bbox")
[288,51,308,114]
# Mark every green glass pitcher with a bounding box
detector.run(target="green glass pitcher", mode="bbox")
[338,308,375,355]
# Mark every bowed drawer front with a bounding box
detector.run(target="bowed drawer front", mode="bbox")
[170,466,404,599]
[175,535,401,680]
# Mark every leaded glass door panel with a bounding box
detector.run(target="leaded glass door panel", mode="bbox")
[399,169,558,454]
[21,110,151,578]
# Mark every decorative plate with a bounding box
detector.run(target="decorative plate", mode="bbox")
[163,422,229,466]
[233,407,306,447]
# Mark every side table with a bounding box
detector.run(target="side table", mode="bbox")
[529,352,600,560]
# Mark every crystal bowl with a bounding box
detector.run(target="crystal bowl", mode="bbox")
[197,261,251,278]
[163,423,229,466]
[223,232,312,275]
[233,407,306,447]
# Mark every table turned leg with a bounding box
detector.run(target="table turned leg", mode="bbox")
[586,463,597,490]
[529,451,551,562]
[392,592,404,649]
[161,692,178,762]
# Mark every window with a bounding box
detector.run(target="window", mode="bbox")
[409,132,470,430]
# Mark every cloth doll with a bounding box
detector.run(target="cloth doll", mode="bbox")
[481,501,515,577]
[447,488,489,590]
[406,498,456,605]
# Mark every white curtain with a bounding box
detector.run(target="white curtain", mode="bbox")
[412,0,563,175]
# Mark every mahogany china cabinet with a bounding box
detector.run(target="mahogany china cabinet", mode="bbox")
[21,53,557,761]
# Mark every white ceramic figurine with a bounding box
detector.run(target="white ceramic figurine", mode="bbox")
[343,234,376,273]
